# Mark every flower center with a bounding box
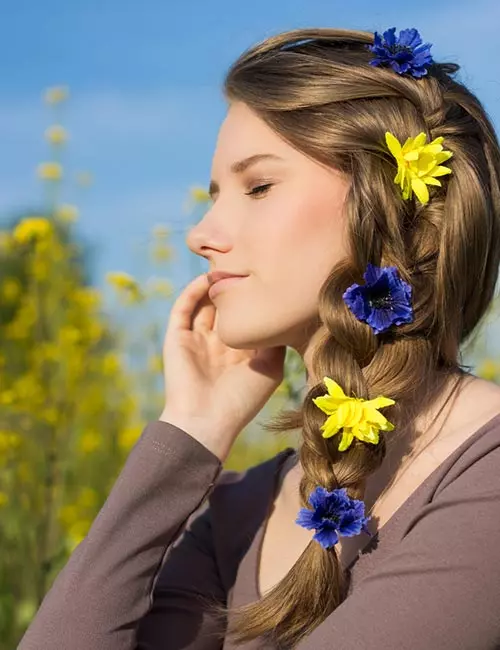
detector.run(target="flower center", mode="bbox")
[327,513,340,524]
[387,44,413,56]
[368,290,393,310]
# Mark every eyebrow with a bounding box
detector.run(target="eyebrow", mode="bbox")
[208,153,285,199]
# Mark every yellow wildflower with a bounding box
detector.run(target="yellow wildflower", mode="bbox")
[385,131,453,204]
[67,520,92,551]
[43,85,69,105]
[151,243,173,263]
[73,286,102,309]
[313,377,395,452]
[477,360,500,382]
[77,487,99,509]
[55,203,79,223]
[0,390,15,405]
[118,424,143,452]
[79,431,102,454]
[106,271,144,303]
[12,217,52,244]
[45,125,68,146]
[41,407,59,425]
[0,431,22,454]
[147,277,173,299]
[152,224,171,239]
[101,352,120,376]
[183,185,212,214]
[190,186,211,203]
[106,271,137,290]
[37,162,63,181]
[1,277,21,302]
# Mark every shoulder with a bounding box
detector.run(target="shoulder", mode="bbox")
[435,408,500,496]
[210,446,296,513]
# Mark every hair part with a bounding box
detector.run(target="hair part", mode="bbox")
[207,27,500,647]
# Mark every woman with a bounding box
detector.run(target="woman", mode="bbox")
[19,27,500,649]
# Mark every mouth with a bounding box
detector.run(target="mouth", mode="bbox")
[208,275,248,299]
[207,271,248,285]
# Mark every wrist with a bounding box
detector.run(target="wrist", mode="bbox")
[158,408,236,463]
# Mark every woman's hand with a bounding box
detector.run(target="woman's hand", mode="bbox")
[159,273,286,461]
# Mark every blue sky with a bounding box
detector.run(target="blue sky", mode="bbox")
[2,0,500,357]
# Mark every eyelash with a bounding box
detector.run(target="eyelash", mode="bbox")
[244,183,273,199]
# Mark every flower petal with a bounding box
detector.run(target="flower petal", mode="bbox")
[411,177,430,204]
[385,131,402,159]
[338,430,354,451]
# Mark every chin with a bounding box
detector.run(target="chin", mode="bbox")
[216,318,288,350]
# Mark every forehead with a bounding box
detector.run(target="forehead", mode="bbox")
[211,101,292,171]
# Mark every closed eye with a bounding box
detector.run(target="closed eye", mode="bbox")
[245,183,273,198]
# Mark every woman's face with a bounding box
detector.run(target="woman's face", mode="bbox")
[187,101,350,351]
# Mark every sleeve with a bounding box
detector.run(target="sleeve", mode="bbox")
[17,421,224,650]
[135,497,227,650]
[297,441,500,650]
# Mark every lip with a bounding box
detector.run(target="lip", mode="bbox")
[208,275,247,299]
[208,271,247,284]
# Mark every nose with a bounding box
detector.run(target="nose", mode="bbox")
[186,208,233,260]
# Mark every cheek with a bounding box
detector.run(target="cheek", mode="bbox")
[261,190,347,289]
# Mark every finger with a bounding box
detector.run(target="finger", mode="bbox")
[169,274,210,331]
[192,293,216,331]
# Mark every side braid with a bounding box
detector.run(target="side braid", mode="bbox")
[210,26,500,650]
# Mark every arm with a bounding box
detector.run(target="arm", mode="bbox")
[135,501,227,650]
[18,421,223,650]
[297,441,500,650]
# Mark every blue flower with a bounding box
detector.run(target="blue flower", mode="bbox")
[296,486,372,549]
[367,27,433,78]
[342,264,413,335]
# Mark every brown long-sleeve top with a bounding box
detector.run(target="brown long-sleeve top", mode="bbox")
[18,412,500,649]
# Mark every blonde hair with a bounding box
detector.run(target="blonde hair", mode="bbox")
[209,27,500,647]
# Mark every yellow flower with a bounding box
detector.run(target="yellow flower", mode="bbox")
[152,224,170,239]
[146,277,173,298]
[37,162,63,181]
[41,407,59,425]
[106,271,137,290]
[13,217,52,244]
[79,431,102,454]
[77,487,99,509]
[151,243,173,264]
[106,271,144,303]
[45,125,68,146]
[118,424,143,452]
[0,492,8,509]
[73,286,102,309]
[1,277,21,302]
[43,85,70,105]
[477,359,500,382]
[67,520,92,551]
[183,185,212,214]
[0,431,22,454]
[101,352,120,376]
[0,390,15,405]
[313,377,395,451]
[190,186,211,203]
[385,131,453,205]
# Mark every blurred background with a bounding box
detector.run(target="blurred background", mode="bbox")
[1,0,499,646]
